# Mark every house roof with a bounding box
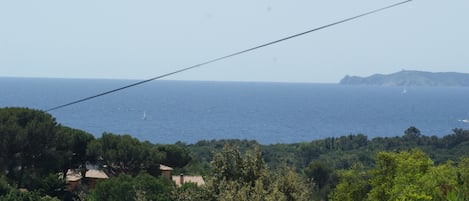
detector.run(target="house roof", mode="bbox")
[85,169,109,179]
[65,169,82,182]
[160,164,173,171]
[172,175,205,187]
[63,169,109,181]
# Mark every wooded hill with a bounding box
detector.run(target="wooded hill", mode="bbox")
[1,107,469,200]
[340,70,469,87]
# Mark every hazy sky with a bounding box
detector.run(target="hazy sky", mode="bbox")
[1,0,468,83]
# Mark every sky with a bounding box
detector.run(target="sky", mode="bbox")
[0,0,468,83]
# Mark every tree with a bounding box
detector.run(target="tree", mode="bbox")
[171,183,206,201]
[206,145,312,201]
[273,167,312,201]
[304,160,338,199]
[403,126,423,146]
[418,161,459,200]
[133,173,173,201]
[207,145,269,201]
[329,163,369,201]
[0,107,59,189]
[158,144,191,168]
[368,149,434,201]
[210,145,266,186]
[86,133,165,176]
[88,174,135,201]
[55,126,95,180]
[88,173,173,201]
[304,160,332,190]
[455,158,469,200]
[0,189,60,201]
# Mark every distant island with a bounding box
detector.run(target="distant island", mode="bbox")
[340,70,469,87]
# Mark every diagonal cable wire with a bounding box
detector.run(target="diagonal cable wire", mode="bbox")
[46,0,412,112]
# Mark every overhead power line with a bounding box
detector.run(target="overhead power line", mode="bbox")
[46,0,413,112]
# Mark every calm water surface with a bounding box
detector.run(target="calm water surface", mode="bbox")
[1,77,469,144]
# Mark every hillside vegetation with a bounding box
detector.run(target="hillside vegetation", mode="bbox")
[1,107,469,200]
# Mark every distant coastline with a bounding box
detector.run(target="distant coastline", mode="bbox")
[340,70,469,87]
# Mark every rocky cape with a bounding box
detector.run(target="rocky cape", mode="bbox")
[340,70,469,87]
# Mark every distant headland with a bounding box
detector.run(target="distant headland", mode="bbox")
[340,70,469,87]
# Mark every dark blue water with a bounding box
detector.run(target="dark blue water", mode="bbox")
[1,77,469,144]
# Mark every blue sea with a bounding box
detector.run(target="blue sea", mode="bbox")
[1,77,469,144]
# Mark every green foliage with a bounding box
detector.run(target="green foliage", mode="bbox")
[27,174,65,198]
[0,176,11,196]
[183,128,469,200]
[304,160,339,199]
[171,183,206,201]
[455,158,469,200]
[88,174,135,201]
[4,108,469,201]
[210,145,266,186]
[368,149,433,201]
[0,107,58,187]
[331,150,469,201]
[0,108,98,199]
[273,167,312,201]
[206,145,312,201]
[304,160,332,189]
[157,144,191,169]
[133,173,173,201]
[89,173,172,201]
[0,189,60,201]
[86,133,166,176]
[56,126,95,170]
[329,163,369,201]
[184,139,261,174]
[419,161,459,200]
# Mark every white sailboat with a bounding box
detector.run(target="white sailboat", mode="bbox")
[142,111,147,120]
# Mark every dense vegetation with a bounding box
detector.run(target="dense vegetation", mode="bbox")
[1,107,469,200]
